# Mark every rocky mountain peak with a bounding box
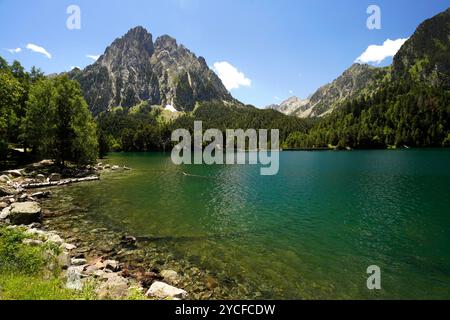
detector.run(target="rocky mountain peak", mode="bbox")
[70,26,233,115]
[101,26,154,63]
[154,35,178,51]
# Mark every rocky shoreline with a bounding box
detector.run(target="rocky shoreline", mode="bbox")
[0,160,189,300]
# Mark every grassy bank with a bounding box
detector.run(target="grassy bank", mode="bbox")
[0,225,95,300]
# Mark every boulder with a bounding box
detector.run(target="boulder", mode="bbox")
[97,273,129,299]
[49,173,61,181]
[111,165,120,170]
[0,202,8,209]
[145,281,188,300]
[8,201,42,225]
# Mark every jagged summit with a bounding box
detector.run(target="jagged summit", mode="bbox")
[70,26,233,115]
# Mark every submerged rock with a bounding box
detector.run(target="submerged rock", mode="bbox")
[146,281,188,300]
[8,201,42,225]
[104,260,120,272]
[49,173,61,181]
[161,269,180,285]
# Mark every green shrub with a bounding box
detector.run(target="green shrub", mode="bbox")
[0,227,45,275]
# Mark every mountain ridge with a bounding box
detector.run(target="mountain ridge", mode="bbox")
[70,26,236,115]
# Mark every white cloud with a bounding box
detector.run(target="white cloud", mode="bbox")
[212,61,251,90]
[86,54,100,61]
[274,96,280,101]
[6,48,22,54]
[26,43,51,59]
[355,38,408,64]
[289,90,294,94]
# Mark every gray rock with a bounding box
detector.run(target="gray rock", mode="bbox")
[145,281,188,300]
[57,252,71,269]
[71,258,87,266]
[0,202,8,209]
[8,201,42,225]
[46,233,64,244]
[66,266,84,290]
[111,165,120,170]
[97,273,129,299]
[0,206,10,220]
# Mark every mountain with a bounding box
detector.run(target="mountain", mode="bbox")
[392,7,450,89]
[266,96,309,115]
[267,64,385,118]
[282,7,450,150]
[70,26,234,115]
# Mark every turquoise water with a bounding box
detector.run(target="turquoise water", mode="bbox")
[49,150,450,299]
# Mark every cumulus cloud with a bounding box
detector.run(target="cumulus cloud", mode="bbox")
[6,48,22,54]
[26,43,51,59]
[86,54,100,61]
[212,61,251,90]
[355,38,408,64]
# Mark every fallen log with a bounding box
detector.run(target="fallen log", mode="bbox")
[20,175,100,189]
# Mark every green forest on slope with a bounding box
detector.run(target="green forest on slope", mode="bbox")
[1,8,449,167]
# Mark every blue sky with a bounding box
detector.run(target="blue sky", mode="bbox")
[0,0,449,107]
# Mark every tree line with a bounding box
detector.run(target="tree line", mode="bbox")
[283,81,450,150]
[0,57,98,167]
